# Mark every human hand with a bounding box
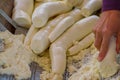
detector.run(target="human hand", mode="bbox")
[93,10,120,62]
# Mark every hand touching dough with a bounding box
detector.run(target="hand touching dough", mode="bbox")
[99,37,120,78]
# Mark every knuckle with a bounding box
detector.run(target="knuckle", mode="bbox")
[102,29,110,35]
[96,28,102,35]
[102,29,107,34]
[93,25,99,33]
[97,30,101,34]
[102,27,112,34]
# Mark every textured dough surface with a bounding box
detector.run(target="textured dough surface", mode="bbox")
[0,31,34,80]
[69,51,100,80]
[68,37,120,80]
[99,37,120,78]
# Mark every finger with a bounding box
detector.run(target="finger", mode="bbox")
[93,26,97,38]
[116,32,120,53]
[98,31,111,62]
[93,16,106,38]
[94,29,102,50]
[93,19,101,37]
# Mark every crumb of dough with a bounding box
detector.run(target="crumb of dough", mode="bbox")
[67,65,77,74]
[0,31,52,79]
[33,50,51,72]
[67,48,91,70]
[40,71,53,80]
[0,31,33,80]
[68,46,120,80]
[71,48,91,61]
[105,71,120,80]
[68,52,100,80]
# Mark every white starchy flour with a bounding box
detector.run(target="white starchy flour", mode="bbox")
[0,31,52,80]
[0,31,33,80]
[0,31,120,80]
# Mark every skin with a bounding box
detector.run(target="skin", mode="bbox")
[93,10,120,62]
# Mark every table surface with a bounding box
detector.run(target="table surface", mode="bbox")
[0,0,15,33]
[0,62,68,80]
[0,62,42,80]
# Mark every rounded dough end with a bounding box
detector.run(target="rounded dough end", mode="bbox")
[32,11,48,28]
[12,10,31,28]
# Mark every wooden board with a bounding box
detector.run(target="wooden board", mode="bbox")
[0,0,15,33]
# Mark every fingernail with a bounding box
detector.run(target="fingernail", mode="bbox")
[97,56,102,62]
[97,53,104,62]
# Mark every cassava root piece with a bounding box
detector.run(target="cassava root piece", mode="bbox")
[30,13,69,54]
[49,15,99,80]
[32,1,73,28]
[12,0,34,28]
[24,25,39,47]
[68,33,95,56]
[81,0,102,17]
[49,8,84,42]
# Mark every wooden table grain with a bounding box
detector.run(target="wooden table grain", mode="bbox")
[0,0,15,33]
